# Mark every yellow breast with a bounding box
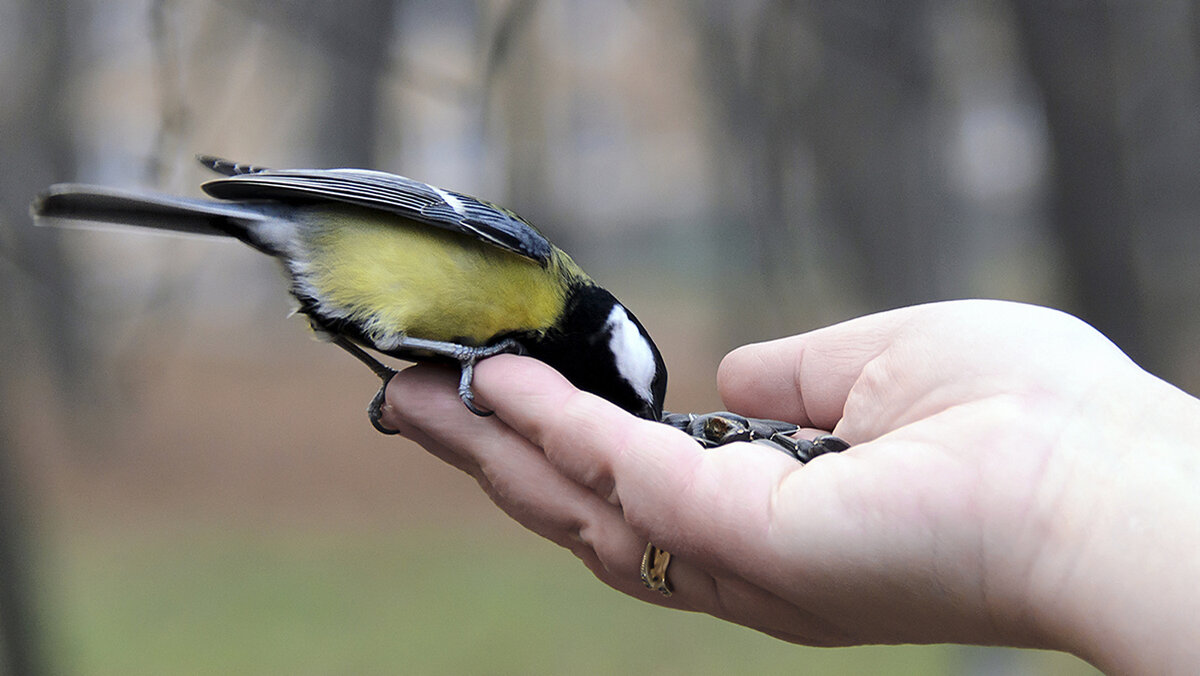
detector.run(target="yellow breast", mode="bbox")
[296,206,579,348]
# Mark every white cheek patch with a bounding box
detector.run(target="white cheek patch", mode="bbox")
[605,305,657,404]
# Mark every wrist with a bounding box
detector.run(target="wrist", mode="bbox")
[1025,366,1200,673]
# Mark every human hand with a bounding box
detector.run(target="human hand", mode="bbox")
[380,300,1200,674]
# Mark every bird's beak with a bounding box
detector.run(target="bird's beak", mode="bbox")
[636,401,662,421]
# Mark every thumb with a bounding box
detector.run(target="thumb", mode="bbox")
[717,306,918,428]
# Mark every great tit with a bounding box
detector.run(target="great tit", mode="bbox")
[33,156,668,431]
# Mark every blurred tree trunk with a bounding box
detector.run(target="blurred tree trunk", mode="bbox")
[797,0,950,310]
[175,0,398,169]
[0,0,81,670]
[0,0,83,392]
[306,0,398,167]
[1009,1,1147,365]
[1105,0,1200,384]
[688,1,809,347]
[480,1,564,249]
[0,423,41,676]
[690,0,955,350]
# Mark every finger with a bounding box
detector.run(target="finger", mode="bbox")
[384,364,592,537]
[471,355,701,512]
[472,356,805,565]
[378,364,484,472]
[667,560,856,646]
[716,304,930,428]
[470,356,928,630]
[383,361,687,607]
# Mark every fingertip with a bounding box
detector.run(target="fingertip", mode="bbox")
[474,354,638,449]
[715,343,747,395]
[716,342,768,407]
[717,309,919,429]
[474,352,555,380]
[379,363,467,432]
[473,354,573,411]
[718,337,811,423]
[473,354,701,504]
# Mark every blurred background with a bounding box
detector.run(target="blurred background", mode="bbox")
[2,0,1198,673]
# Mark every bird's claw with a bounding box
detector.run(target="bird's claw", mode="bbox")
[454,339,525,417]
[368,369,401,435]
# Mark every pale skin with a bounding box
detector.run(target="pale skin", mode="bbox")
[378,300,1200,675]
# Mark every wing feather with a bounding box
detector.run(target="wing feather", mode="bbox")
[199,162,553,264]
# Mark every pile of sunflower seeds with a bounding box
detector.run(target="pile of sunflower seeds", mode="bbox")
[641,411,849,596]
[660,411,849,463]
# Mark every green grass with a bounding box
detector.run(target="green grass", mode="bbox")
[38,525,1100,675]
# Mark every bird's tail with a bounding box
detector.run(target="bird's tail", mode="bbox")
[30,184,268,240]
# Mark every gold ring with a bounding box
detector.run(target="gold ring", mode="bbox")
[640,542,673,597]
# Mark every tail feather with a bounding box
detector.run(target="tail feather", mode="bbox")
[31,184,266,238]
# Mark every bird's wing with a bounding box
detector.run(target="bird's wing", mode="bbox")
[198,157,553,264]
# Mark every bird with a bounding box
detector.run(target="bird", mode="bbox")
[32,155,668,432]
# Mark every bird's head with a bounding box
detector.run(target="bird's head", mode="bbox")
[524,284,667,421]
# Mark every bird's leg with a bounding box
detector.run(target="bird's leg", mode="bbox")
[332,334,525,430]
[331,336,400,435]
[451,339,526,416]
[391,336,525,417]
[456,359,487,416]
